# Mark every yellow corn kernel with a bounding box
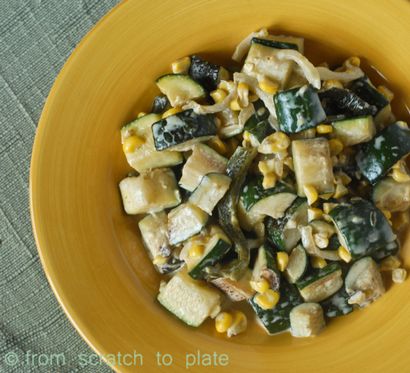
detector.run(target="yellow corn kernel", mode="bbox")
[254,289,280,310]
[262,173,277,189]
[347,56,361,67]
[207,137,227,155]
[391,168,410,183]
[377,85,394,102]
[215,312,233,333]
[229,98,242,111]
[381,209,392,221]
[238,82,249,92]
[328,138,344,156]
[392,268,407,284]
[258,160,271,175]
[153,255,168,265]
[162,107,182,119]
[271,132,291,150]
[122,135,145,153]
[396,121,409,130]
[171,56,191,74]
[316,124,333,134]
[250,278,270,294]
[303,184,319,205]
[311,256,327,269]
[380,255,401,271]
[323,203,337,214]
[227,311,247,337]
[188,244,204,258]
[323,79,343,90]
[308,207,323,222]
[284,156,294,171]
[335,171,352,185]
[333,183,348,199]
[258,79,279,94]
[210,88,228,104]
[338,246,352,263]
[137,112,147,118]
[277,252,289,272]
[242,131,252,143]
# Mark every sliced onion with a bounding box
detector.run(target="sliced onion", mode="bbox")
[232,28,269,62]
[299,226,340,261]
[317,65,364,83]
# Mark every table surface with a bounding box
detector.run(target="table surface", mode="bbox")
[0,1,120,372]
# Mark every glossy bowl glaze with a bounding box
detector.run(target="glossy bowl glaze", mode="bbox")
[31,0,410,371]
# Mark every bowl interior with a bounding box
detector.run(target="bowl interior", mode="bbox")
[31,0,410,371]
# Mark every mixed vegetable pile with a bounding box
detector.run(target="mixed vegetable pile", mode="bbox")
[119,29,410,338]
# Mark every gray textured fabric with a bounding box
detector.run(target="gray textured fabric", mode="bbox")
[0,1,120,372]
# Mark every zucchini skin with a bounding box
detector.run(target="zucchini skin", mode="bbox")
[151,95,170,113]
[243,100,272,142]
[349,77,389,112]
[188,55,221,91]
[356,122,410,184]
[296,262,341,290]
[321,288,353,318]
[329,198,397,260]
[217,147,257,279]
[152,110,217,150]
[251,37,298,51]
[274,85,326,134]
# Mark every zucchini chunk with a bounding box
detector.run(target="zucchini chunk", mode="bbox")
[345,257,385,307]
[252,245,281,291]
[218,147,258,279]
[321,288,353,318]
[251,37,299,51]
[348,77,389,113]
[292,137,335,195]
[179,144,228,191]
[332,116,376,146]
[274,85,326,134]
[151,95,170,114]
[168,203,208,245]
[296,263,343,302]
[188,55,228,91]
[188,173,231,214]
[211,270,254,302]
[152,110,217,151]
[240,177,296,220]
[189,230,232,280]
[373,177,410,212]
[356,122,410,184]
[156,74,205,107]
[285,245,308,283]
[329,198,397,260]
[243,105,273,143]
[250,281,302,335]
[289,303,325,337]
[121,113,183,172]
[119,169,181,214]
[157,271,221,327]
[265,198,308,252]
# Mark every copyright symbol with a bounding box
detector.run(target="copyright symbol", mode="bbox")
[4,352,19,366]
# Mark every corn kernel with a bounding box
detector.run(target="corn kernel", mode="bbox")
[271,132,291,150]
[333,183,348,199]
[238,82,249,93]
[262,173,277,189]
[377,85,394,102]
[284,156,294,171]
[171,56,191,74]
[254,289,280,310]
[347,56,361,67]
[396,121,408,129]
[258,79,279,94]
[308,207,323,222]
[392,268,407,284]
[303,184,319,205]
[277,252,289,272]
[381,209,392,221]
[162,107,182,118]
[122,135,145,153]
[338,246,352,263]
[323,79,343,89]
[153,255,168,265]
[335,171,352,185]
[250,278,270,294]
[210,88,228,104]
[188,244,204,258]
[311,256,327,269]
[391,168,410,183]
[380,255,401,271]
[258,160,271,175]
[215,312,233,333]
[229,98,242,111]
[207,137,227,155]
[316,124,333,134]
[323,203,337,214]
[227,311,247,337]
[329,138,344,156]
[137,112,147,118]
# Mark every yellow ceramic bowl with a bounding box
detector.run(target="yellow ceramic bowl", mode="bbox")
[31,0,410,372]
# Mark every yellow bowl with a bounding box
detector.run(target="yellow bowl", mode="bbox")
[31,0,410,371]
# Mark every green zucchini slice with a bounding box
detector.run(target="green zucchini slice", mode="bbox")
[321,288,353,318]
[121,113,183,172]
[296,263,343,302]
[285,245,308,283]
[356,122,410,184]
[188,173,231,214]
[152,109,217,151]
[179,144,228,192]
[274,85,326,134]
[373,177,410,212]
[292,137,335,195]
[151,95,170,114]
[168,203,208,245]
[119,169,181,215]
[332,116,376,146]
[188,55,228,91]
[156,74,205,107]
[349,77,389,113]
[329,198,397,260]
